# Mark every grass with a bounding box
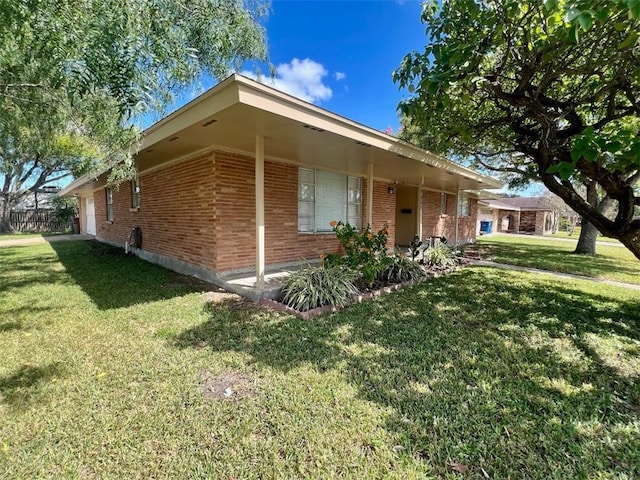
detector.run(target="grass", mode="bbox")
[551,226,583,239]
[477,234,640,285]
[551,227,620,243]
[1,240,639,479]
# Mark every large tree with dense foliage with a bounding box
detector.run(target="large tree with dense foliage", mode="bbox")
[0,0,268,231]
[394,0,640,259]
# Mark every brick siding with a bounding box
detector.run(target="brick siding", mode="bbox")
[519,211,537,233]
[214,153,395,271]
[212,152,344,271]
[420,191,477,244]
[91,150,476,275]
[362,179,397,246]
[94,152,217,270]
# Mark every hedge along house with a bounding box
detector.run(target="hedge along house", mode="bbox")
[60,74,502,300]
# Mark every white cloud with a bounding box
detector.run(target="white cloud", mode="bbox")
[241,58,332,103]
[334,71,346,81]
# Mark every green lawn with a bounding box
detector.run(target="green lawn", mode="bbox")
[1,240,639,479]
[551,227,621,243]
[551,227,582,239]
[477,235,640,285]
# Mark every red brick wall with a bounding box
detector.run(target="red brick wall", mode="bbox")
[212,152,256,271]
[212,153,344,271]
[458,199,478,243]
[94,152,217,269]
[362,179,397,246]
[519,211,536,233]
[420,191,477,243]
[421,191,452,238]
[93,149,472,274]
[213,153,396,272]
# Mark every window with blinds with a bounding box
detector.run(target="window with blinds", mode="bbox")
[298,167,362,233]
[458,194,471,217]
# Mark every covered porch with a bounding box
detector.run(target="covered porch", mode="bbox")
[61,74,501,296]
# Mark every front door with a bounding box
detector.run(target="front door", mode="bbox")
[395,186,417,246]
[86,197,96,235]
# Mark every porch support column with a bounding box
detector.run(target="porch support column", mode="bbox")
[366,163,374,228]
[416,177,423,239]
[454,186,460,245]
[255,135,265,290]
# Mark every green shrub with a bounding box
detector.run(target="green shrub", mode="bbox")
[423,244,458,269]
[330,220,389,269]
[377,256,425,284]
[323,220,391,289]
[358,259,387,289]
[280,265,359,312]
[322,252,344,268]
[52,196,78,223]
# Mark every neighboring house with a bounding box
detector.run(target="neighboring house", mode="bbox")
[60,74,501,299]
[478,196,559,236]
[13,186,60,210]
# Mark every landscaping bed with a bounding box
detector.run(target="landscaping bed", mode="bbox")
[261,264,462,320]
[272,222,464,317]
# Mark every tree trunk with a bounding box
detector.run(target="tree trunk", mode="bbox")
[620,230,640,261]
[574,220,598,255]
[0,197,13,233]
[574,181,600,255]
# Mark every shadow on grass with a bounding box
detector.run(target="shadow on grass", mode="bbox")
[0,362,65,411]
[0,246,69,284]
[0,322,23,333]
[173,268,640,478]
[46,240,211,310]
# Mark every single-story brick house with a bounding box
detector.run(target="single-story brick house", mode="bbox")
[60,74,501,299]
[478,197,559,236]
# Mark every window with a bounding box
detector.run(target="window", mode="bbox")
[131,179,140,209]
[458,194,471,217]
[298,167,362,233]
[105,188,114,221]
[440,192,447,215]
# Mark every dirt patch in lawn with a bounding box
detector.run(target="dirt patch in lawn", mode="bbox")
[199,371,256,401]
[201,291,259,314]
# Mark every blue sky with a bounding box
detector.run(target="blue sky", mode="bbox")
[244,0,427,132]
[164,1,429,133]
[236,1,540,195]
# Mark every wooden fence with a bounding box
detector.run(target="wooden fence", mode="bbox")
[9,209,69,232]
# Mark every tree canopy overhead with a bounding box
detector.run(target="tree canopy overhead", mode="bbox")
[0,0,268,230]
[394,0,640,259]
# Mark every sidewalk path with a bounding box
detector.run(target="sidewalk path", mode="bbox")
[490,232,623,247]
[469,259,640,291]
[0,234,92,248]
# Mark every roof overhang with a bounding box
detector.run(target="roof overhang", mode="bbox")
[478,200,521,211]
[60,74,502,197]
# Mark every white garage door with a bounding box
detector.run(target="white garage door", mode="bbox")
[86,197,96,235]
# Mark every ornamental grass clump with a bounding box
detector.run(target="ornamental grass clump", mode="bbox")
[280,265,359,312]
[376,255,426,284]
[423,243,458,269]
